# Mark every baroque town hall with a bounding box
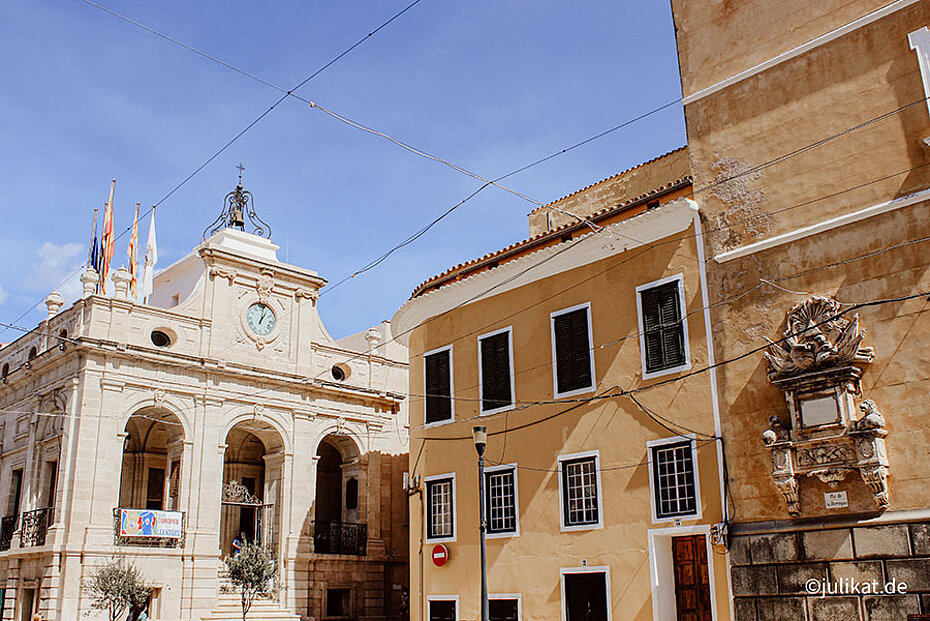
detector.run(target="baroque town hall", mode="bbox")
[0,183,410,620]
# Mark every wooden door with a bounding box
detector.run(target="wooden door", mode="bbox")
[672,535,712,621]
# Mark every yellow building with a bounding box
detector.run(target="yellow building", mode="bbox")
[671,0,930,618]
[393,151,734,621]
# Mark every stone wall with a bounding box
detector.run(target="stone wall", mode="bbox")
[731,519,930,620]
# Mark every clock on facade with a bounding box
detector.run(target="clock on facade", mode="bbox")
[246,302,276,335]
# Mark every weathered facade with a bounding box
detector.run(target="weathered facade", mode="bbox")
[671,0,930,618]
[394,155,734,620]
[0,188,409,620]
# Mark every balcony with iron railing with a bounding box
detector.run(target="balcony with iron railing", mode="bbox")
[20,507,53,547]
[311,520,367,556]
[0,515,16,552]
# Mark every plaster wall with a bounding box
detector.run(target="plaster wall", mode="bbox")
[404,225,728,620]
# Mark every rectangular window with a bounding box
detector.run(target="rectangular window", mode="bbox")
[425,475,455,541]
[479,328,514,413]
[9,469,22,516]
[485,466,518,536]
[489,598,520,621]
[428,598,457,621]
[637,276,688,377]
[558,453,602,530]
[649,439,699,520]
[551,304,595,397]
[425,346,453,425]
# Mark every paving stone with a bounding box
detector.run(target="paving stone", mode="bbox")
[829,561,884,585]
[885,559,930,591]
[853,525,910,558]
[802,529,854,561]
[778,563,828,594]
[731,534,752,566]
[751,532,800,563]
[911,522,930,556]
[756,596,807,621]
[808,596,861,621]
[863,595,920,620]
[734,597,757,621]
[732,565,778,596]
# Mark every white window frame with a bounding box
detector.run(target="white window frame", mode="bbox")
[477,326,516,415]
[426,595,459,621]
[424,473,457,543]
[550,302,596,399]
[489,593,522,621]
[557,450,603,532]
[484,463,519,539]
[647,525,718,621]
[559,566,611,621]
[635,274,691,380]
[423,344,454,428]
[646,435,702,524]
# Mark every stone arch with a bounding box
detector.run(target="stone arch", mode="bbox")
[118,406,186,511]
[119,393,193,444]
[219,416,288,557]
[219,409,290,456]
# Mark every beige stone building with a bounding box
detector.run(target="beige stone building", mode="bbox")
[0,184,409,620]
[671,0,930,619]
[393,153,734,621]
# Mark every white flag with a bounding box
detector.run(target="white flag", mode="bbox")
[141,206,158,302]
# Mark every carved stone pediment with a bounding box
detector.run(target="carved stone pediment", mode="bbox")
[762,297,889,516]
[764,296,873,380]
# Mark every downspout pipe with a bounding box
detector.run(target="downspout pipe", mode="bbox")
[686,199,734,621]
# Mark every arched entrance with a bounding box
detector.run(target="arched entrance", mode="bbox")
[220,420,285,556]
[312,434,365,555]
[119,408,185,511]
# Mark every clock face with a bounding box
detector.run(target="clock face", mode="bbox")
[246,303,276,336]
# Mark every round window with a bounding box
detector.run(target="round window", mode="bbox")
[331,365,346,381]
[150,330,172,348]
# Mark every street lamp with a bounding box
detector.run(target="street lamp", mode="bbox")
[472,425,489,621]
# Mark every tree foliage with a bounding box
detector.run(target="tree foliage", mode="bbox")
[224,541,278,621]
[85,557,150,621]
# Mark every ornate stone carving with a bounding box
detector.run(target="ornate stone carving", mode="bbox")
[762,296,889,515]
[253,403,264,419]
[764,296,873,379]
[209,266,237,285]
[154,388,167,405]
[257,269,275,303]
[295,288,319,306]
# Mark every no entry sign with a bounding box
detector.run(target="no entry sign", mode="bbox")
[432,543,449,567]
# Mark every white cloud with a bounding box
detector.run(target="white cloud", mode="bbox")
[0,283,7,306]
[33,241,85,303]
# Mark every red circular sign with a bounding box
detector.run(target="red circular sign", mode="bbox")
[431,544,449,567]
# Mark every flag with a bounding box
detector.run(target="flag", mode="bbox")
[142,205,158,303]
[87,206,100,274]
[128,202,140,300]
[99,180,116,294]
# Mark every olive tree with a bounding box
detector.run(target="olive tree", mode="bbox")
[85,557,150,621]
[224,541,278,620]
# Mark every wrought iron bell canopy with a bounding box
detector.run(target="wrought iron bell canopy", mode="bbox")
[203,166,272,240]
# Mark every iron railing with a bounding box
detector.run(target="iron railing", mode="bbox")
[0,515,16,551]
[312,521,367,556]
[20,507,52,547]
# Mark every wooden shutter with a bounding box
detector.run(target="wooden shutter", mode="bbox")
[480,331,512,411]
[641,282,685,373]
[425,350,452,424]
[554,308,593,394]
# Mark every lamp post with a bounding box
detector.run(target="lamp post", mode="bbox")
[473,425,489,621]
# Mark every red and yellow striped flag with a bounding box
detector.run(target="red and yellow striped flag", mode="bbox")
[99,179,116,294]
[128,202,140,300]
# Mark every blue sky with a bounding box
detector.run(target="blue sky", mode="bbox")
[0,1,685,340]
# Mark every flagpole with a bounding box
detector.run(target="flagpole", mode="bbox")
[128,202,140,301]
